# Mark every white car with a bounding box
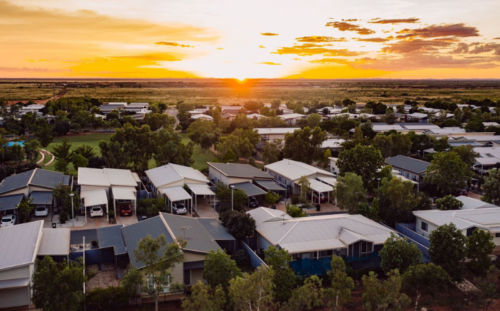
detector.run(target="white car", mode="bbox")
[1,214,16,227]
[90,206,104,218]
[172,202,187,215]
[34,206,49,217]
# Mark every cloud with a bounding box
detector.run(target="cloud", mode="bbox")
[296,36,347,42]
[217,48,224,50]
[382,39,453,54]
[495,37,500,40]
[396,23,480,39]
[274,44,363,56]
[453,43,469,54]
[369,18,420,24]
[259,45,265,48]
[0,66,67,73]
[326,22,375,35]
[258,62,281,65]
[113,53,182,62]
[469,43,500,55]
[155,42,193,48]
[261,32,279,36]
[308,58,350,64]
[355,37,394,43]
[342,19,358,22]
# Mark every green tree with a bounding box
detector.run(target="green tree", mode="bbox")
[52,138,73,163]
[435,195,463,210]
[32,256,87,311]
[433,136,450,152]
[144,113,176,131]
[262,140,282,165]
[307,113,322,129]
[321,255,355,311]
[52,185,80,217]
[73,144,96,159]
[452,145,479,167]
[428,223,467,281]
[34,122,54,148]
[424,152,473,195]
[187,120,221,153]
[216,128,259,160]
[379,177,420,226]
[264,246,297,303]
[390,134,412,157]
[133,234,185,311]
[483,168,500,205]
[361,270,411,311]
[333,172,366,213]
[182,281,226,311]
[229,266,275,311]
[24,139,41,163]
[219,210,255,240]
[402,264,451,311]
[282,276,323,311]
[154,127,194,167]
[121,266,143,304]
[264,191,280,206]
[374,133,393,158]
[467,229,495,275]
[17,198,34,223]
[215,183,249,212]
[379,233,422,273]
[472,266,500,311]
[283,127,327,164]
[72,153,88,171]
[337,145,384,188]
[297,175,311,199]
[286,203,308,217]
[55,158,69,173]
[203,249,242,292]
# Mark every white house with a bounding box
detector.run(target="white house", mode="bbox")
[277,113,305,125]
[255,128,300,143]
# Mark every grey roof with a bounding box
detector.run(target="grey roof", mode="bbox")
[198,218,235,241]
[121,216,173,268]
[0,221,43,271]
[70,229,97,245]
[0,169,64,195]
[161,213,221,254]
[39,228,70,256]
[386,155,430,174]
[97,225,127,255]
[30,191,53,205]
[0,194,24,210]
[254,180,286,192]
[63,175,71,186]
[208,162,272,179]
[232,182,267,197]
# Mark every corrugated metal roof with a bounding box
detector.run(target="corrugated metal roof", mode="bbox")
[187,184,215,196]
[97,225,127,255]
[121,216,174,268]
[255,128,300,135]
[0,170,33,194]
[30,169,65,189]
[209,162,272,179]
[0,194,24,210]
[280,240,345,254]
[70,229,97,245]
[78,168,137,187]
[198,218,235,241]
[254,180,286,192]
[0,221,42,270]
[232,182,267,197]
[413,210,476,230]
[145,164,208,188]
[161,213,221,253]
[264,159,334,181]
[161,186,192,202]
[456,196,497,210]
[386,155,430,174]
[308,178,333,193]
[247,207,292,224]
[316,177,337,186]
[112,187,136,201]
[30,191,53,205]
[81,189,108,207]
[39,228,70,256]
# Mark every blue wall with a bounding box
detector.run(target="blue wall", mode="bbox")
[70,249,100,266]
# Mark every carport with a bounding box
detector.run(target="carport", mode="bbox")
[232,182,267,208]
[161,186,193,215]
[80,189,109,222]
[307,178,333,204]
[198,218,236,253]
[30,191,53,211]
[97,225,128,277]
[254,180,287,196]
[38,228,70,262]
[187,184,215,213]
[0,194,23,216]
[111,187,137,216]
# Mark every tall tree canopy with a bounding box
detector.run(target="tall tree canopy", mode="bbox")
[283,126,327,164]
[337,144,384,188]
[424,152,473,195]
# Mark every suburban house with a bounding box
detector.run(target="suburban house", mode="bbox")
[247,207,395,274]
[77,168,141,219]
[328,157,340,175]
[264,159,336,201]
[473,147,500,173]
[277,113,305,125]
[121,213,234,300]
[405,112,428,123]
[321,139,345,152]
[413,208,500,253]
[0,220,70,310]
[247,113,266,120]
[100,103,127,114]
[145,164,214,213]
[385,155,430,185]
[191,114,213,121]
[456,195,498,210]
[123,102,149,113]
[255,128,300,143]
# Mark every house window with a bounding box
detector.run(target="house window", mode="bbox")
[291,253,301,261]
[319,250,333,258]
[183,270,191,286]
[312,252,318,260]
[495,233,500,238]
[421,222,428,232]
[360,242,371,257]
[147,275,171,293]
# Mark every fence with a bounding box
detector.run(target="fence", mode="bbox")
[69,249,100,266]
[240,241,268,269]
[395,223,431,262]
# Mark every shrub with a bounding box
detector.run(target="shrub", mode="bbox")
[59,210,68,224]
[232,249,251,268]
[286,203,307,218]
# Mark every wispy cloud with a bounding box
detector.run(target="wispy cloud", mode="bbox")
[369,18,420,24]
[296,36,347,42]
[382,39,453,53]
[261,32,279,36]
[274,44,362,56]
[396,23,480,39]
[326,22,375,35]
[258,62,281,65]
[355,37,394,42]
[155,42,193,48]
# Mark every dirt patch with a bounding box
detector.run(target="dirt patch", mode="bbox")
[86,265,121,291]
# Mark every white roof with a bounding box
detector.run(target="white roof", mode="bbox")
[78,168,137,187]
[426,128,466,135]
[456,196,497,210]
[247,207,292,225]
[250,209,394,254]
[484,122,500,127]
[316,176,337,186]
[0,220,43,271]
[308,178,333,193]
[372,124,404,132]
[191,114,213,120]
[255,128,300,135]
[406,113,428,119]
[112,187,136,201]
[402,124,440,130]
[278,113,305,120]
[265,159,334,181]
[107,102,128,106]
[187,183,215,196]
[81,189,108,207]
[321,139,345,149]
[476,157,500,165]
[414,207,500,230]
[247,113,266,119]
[39,228,70,256]
[145,164,209,188]
[161,186,192,202]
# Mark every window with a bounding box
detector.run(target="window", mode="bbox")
[183,270,191,286]
[495,233,500,238]
[147,275,171,293]
[312,252,318,260]
[291,253,301,261]
[421,221,428,232]
[319,250,333,258]
[360,242,371,257]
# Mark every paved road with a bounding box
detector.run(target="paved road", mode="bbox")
[166,108,179,128]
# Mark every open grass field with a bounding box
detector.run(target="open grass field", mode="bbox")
[41,132,216,174]
[0,83,63,101]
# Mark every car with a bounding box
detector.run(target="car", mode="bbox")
[455,189,468,197]
[1,214,16,227]
[34,206,49,217]
[249,196,259,208]
[90,206,104,218]
[172,202,187,215]
[307,192,327,203]
[119,204,133,216]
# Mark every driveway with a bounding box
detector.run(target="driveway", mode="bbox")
[195,199,219,218]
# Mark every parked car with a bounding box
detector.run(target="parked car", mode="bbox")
[90,206,104,218]
[172,202,187,215]
[34,206,49,217]
[455,189,468,196]
[249,196,259,208]
[119,204,133,216]
[1,214,16,227]
[307,192,327,203]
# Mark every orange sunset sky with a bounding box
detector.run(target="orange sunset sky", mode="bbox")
[1,0,499,79]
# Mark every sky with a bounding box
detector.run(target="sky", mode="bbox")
[1,0,499,79]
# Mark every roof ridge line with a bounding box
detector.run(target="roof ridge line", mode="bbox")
[277,222,300,245]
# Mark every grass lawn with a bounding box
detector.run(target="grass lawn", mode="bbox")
[42,132,216,173]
